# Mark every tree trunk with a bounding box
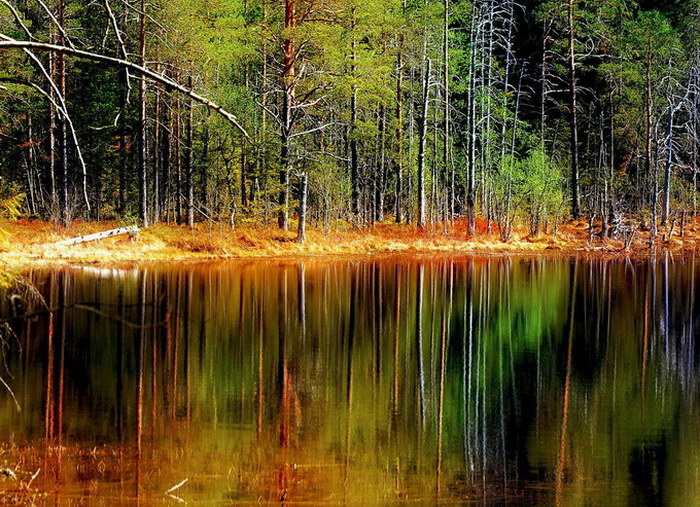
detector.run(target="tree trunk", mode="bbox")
[607,88,615,236]
[160,87,171,222]
[279,0,297,231]
[443,0,452,219]
[118,66,128,216]
[377,105,386,222]
[540,18,550,151]
[466,3,478,236]
[201,123,209,210]
[58,0,69,226]
[417,58,430,229]
[175,96,182,224]
[48,39,57,216]
[662,101,679,225]
[241,144,248,209]
[297,172,307,244]
[395,35,404,224]
[138,0,148,226]
[185,75,194,227]
[350,7,359,220]
[152,63,161,224]
[645,37,654,213]
[259,0,268,212]
[567,0,580,220]
[24,112,38,214]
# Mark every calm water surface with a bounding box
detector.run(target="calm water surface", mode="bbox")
[1,256,699,504]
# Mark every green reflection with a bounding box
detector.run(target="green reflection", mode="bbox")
[0,256,698,504]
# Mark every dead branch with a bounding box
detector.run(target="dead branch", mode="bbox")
[35,0,76,50]
[0,0,33,40]
[0,39,249,137]
[0,32,91,211]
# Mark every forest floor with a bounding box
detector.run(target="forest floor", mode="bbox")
[1,217,700,267]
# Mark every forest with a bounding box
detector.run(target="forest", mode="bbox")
[4,2,700,501]
[1,0,700,245]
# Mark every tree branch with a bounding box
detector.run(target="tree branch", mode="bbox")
[0,34,91,211]
[35,0,76,50]
[0,39,249,137]
[0,0,33,41]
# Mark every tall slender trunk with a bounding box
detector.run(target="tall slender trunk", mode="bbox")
[279,112,290,230]
[24,113,37,214]
[297,172,307,243]
[395,35,405,224]
[693,65,699,216]
[418,58,430,229]
[185,75,194,227]
[279,0,297,231]
[662,99,681,225]
[160,86,171,222]
[645,38,654,215]
[567,0,580,219]
[58,0,69,226]
[377,105,386,222]
[607,87,615,235]
[48,40,57,216]
[241,144,248,209]
[138,0,148,226]
[443,0,452,219]
[499,0,514,163]
[259,0,268,212]
[118,66,128,216]
[175,95,182,224]
[484,0,495,229]
[201,123,209,209]
[153,63,161,224]
[350,7,359,220]
[466,4,478,236]
[540,18,550,151]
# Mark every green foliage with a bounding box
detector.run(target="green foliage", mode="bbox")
[0,182,24,244]
[1,0,700,232]
[0,185,23,221]
[518,148,566,225]
[491,148,564,240]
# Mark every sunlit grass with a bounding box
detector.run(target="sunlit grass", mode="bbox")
[0,216,697,266]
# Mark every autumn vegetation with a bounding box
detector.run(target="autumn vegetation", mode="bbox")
[0,216,697,266]
[2,0,700,262]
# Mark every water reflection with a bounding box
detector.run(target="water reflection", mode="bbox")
[0,256,699,503]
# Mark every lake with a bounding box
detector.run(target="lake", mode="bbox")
[0,256,698,504]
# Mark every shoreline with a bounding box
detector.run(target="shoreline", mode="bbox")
[2,218,699,268]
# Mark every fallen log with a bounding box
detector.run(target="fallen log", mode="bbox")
[54,225,140,246]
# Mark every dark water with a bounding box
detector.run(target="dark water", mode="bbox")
[1,256,699,504]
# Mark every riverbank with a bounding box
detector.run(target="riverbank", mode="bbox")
[1,218,699,267]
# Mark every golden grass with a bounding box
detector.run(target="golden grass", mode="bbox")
[1,217,699,267]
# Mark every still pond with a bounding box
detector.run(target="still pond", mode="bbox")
[0,256,698,504]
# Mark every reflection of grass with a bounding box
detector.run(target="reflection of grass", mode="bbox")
[0,451,43,505]
[0,267,44,311]
[0,268,46,413]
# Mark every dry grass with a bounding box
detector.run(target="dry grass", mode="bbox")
[1,217,700,267]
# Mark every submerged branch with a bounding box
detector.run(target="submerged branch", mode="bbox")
[1,302,168,329]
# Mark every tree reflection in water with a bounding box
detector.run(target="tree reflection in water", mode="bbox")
[0,256,698,504]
